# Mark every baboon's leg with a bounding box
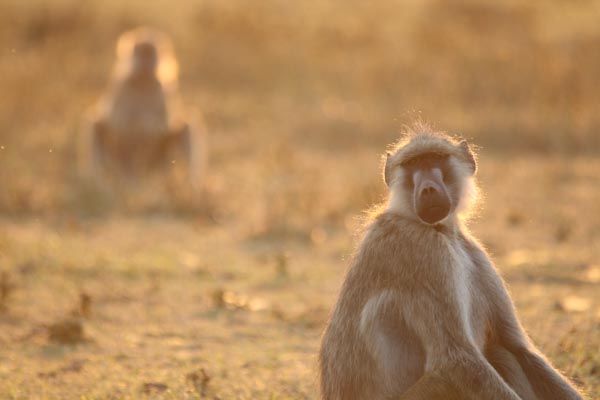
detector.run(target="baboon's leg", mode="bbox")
[88,123,141,183]
[164,124,203,191]
[148,133,175,168]
[80,119,109,182]
[95,123,132,177]
[396,370,464,400]
[487,345,538,400]
[398,353,521,400]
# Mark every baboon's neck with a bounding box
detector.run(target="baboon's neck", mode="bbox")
[434,215,463,237]
[127,74,160,88]
[378,210,462,238]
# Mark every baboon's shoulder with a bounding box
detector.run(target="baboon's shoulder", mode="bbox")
[364,212,428,247]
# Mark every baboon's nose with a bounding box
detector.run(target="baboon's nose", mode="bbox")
[420,185,438,197]
[416,183,451,224]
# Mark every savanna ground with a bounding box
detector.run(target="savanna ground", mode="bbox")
[0,0,599,398]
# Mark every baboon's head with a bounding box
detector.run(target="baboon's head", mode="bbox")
[115,27,179,87]
[131,41,159,78]
[384,125,478,225]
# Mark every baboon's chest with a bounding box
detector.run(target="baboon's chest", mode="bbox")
[110,87,168,135]
[446,241,488,350]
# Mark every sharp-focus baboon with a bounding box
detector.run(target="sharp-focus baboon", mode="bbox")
[319,125,584,400]
[81,27,204,191]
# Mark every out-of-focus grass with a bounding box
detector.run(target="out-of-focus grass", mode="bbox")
[0,156,598,398]
[0,0,598,398]
[1,0,600,214]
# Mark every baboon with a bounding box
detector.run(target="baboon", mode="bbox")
[81,27,204,190]
[319,126,584,400]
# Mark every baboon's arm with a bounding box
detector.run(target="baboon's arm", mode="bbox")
[398,354,519,400]
[159,123,204,190]
[463,235,585,400]
[79,117,108,180]
[492,286,585,400]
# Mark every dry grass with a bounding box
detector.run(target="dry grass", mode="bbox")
[0,0,598,398]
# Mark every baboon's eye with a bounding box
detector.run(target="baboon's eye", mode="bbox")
[401,153,448,168]
[401,158,418,168]
[428,153,449,162]
[442,167,455,184]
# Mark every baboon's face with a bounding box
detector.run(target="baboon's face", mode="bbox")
[400,153,455,224]
[385,138,477,225]
[132,42,158,78]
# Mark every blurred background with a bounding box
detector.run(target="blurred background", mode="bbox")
[0,0,598,398]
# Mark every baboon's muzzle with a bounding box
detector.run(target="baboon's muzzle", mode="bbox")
[414,170,451,225]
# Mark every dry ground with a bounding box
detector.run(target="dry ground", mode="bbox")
[0,155,598,399]
[0,0,599,398]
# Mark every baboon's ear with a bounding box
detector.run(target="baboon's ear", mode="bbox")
[384,152,392,187]
[459,140,477,175]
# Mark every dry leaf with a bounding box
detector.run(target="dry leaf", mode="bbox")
[141,382,168,394]
[212,288,268,311]
[186,368,211,396]
[48,318,85,344]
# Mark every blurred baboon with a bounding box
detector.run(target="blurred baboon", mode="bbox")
[319,126,584,400]
[81,27,204,191]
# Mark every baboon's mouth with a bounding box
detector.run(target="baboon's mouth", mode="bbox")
[417,204,450,225]
[413,168,451,225]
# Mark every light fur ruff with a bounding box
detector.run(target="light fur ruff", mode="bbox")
[384,124,477,185]
[386,124,477,171]
[319,125,585,400]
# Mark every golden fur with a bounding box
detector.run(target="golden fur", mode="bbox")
[319,126,584,400]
